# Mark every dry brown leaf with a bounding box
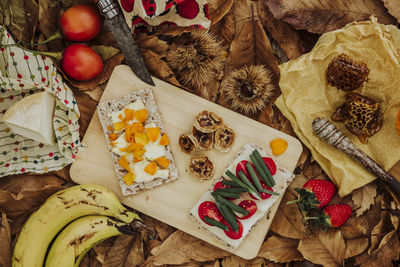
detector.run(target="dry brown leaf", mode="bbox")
[80,249,102,267]
[0,212,11,267]
[341,215,368,239]
[0,173,64,193]
[257,1,317,60]
[352,183,377,217]
[93,237,117,264]
[38,0,64,51]
[150,230,229,266]
[302,161,324,179]
[92,45,120,61]
[125,235,145,267]
[382,0,400,23]
[136,34,169,56]
[73,88,98,138]
[356,231,400,266]
[345,237,369,259]
[141,49,182,88]
[221,255,248,267]
[264,0,397,34]
[368,211,393,255]
[297,229,346,267]
[201,260,220,267]
[258,235,303,263]
[51,165,72,183]
[102,235,136,267]
[271,175,309,239]
[66,53,124,91]
[208,0,234,25]
[210,8,235,46]
[0,185,64,218]
[84,85,106,103]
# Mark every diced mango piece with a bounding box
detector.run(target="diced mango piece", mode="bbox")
[109,142,116,146]
[135,109,148,123]
[106,125,113,131]
[108,133,118,141]
[270,138,288,156]
[133,149,145,158]
[124,109,134,122]
[118,114,124,121]
[159,134,169,146]
[131,122,144,133]
[118,156,130,171]
[124,125,134,143]
[113,121,125,131]
[135,132,149,146]
[144,162,157,175]
[156,157,170,169]
[129,143,144,151]
[123,172,134,186]
[133,157,143,163]
[147,127,160,142]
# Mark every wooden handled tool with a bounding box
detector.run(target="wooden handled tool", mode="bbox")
[312,117,400,197]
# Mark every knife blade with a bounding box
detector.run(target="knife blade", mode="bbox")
[96,0,155,86]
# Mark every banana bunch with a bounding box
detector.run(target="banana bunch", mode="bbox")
[12,184,143,267]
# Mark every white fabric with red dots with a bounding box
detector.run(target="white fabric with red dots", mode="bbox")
[119,0,210,31]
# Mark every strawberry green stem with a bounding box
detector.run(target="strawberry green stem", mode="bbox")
[304,217,319,220]
[286,199,301,205]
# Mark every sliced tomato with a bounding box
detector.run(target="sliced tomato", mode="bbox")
[236,160,256,182]
[198,201,223,225]
[213,181,234,200]
[223,219,243,240]
[236,200,257,220]
[263,157,276,175]
[249,180,274,200]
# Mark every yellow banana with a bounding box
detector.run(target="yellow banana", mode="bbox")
[45,215,128,267]
[12,184,140,267]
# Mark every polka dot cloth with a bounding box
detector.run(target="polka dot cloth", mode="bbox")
[119,0,210,31]
[0,28,81,177]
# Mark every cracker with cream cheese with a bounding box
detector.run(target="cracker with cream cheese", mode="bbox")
[97,88,178,196]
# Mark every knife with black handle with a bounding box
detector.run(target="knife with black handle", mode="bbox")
[94,0,155,86]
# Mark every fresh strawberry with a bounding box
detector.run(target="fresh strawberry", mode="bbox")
[287,179,336,210]
[322,204,352,228]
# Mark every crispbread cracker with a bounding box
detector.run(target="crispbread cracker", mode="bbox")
[97,88,178,196]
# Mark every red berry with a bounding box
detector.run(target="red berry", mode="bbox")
[303,179,336,208]
[62,44,103,81]
[323,204,352,228]
[60,5,103,42]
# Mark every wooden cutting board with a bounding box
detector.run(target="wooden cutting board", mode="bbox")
[70,65,303,259]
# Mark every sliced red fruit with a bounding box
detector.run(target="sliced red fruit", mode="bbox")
[236,200,257,220]
[198,201,223,225]
[263,157,276,175]
[213,181,235,200]
[236,160,255,181]
[249,181,274,200]
[223,219,243,240]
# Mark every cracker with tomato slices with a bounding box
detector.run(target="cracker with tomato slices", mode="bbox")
[98,88,178,196]
[190,143,294,250]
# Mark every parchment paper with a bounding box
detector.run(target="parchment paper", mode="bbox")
[276,17,400,196]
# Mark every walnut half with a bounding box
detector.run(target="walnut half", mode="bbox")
[189,155,214,180]
[214,125,235,152]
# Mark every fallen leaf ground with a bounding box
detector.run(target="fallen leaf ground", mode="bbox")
[1,0,400,266]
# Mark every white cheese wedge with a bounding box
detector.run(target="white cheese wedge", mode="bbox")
[111,99,146,124]
[1,92,55,145]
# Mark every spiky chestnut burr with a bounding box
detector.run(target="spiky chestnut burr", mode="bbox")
[222,65,276,114]
[166,30,226,91]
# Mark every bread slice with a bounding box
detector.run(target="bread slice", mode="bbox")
[97,88,178,196]
[190,143,294,251]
